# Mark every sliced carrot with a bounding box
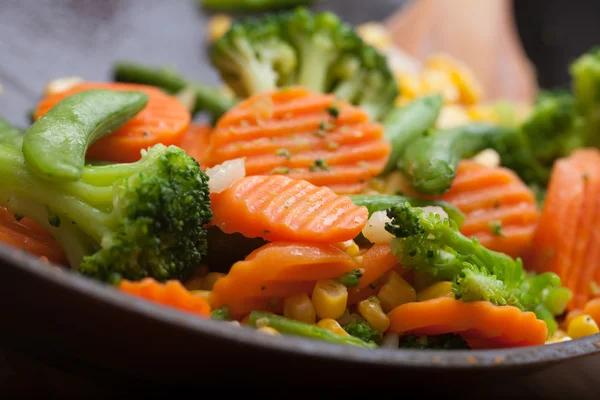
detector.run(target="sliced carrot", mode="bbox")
[0,207,66,265]
[525,149,600,309]
[119,278,210,317]
[178,123,211,169]
[34,82,191,163]
[210,242,360,316]
[210,175,368,243]
[436,160,539,258]
[356,244,402,289]
[206,87,390,194]
[583,298,600,326]
[387,297,547,349]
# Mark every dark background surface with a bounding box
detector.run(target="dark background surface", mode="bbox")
[2,0,600,398]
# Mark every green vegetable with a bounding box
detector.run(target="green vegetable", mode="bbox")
[0,118,24,149]
[398,333,470,350]
[385,202,571,335]
[571,47,600,148]
[342,319,382,344]
[200,0,313,12]
[113,61,236,120]
[210,7,398,121]
[22,90,148,181]
[335,269,363,288]
[347,194,465,228]
[398,123,516,195]
[249,311,376,348]
[380,94,444,174]
[211,306,232,321]
[0,142,213,283]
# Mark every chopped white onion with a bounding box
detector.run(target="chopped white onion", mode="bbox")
[44,76,84,96]
[206,158,246,193]
[421,206,449,221]
[381,332,400,349]
[472,148,501,168]
[362,210,394,244]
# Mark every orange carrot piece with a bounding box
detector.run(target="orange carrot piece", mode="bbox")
[210,175,368,243]
[561,309,584,330]
[525,149,600,309]
[119,278,211,317]
[583,298,600,326]
[387,297,547,349]
[178,123,211,169]
[206,87,390,194]
[356,243,401,289]
[437,160,539,258]
[34,82,191,163]
[0,207,66,265]
[210,242,360,316]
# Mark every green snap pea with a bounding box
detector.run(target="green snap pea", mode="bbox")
[0,118,24,149]
[380,94,443,174]
[22,89,148,181]
[398,124,515,195]
[347,194,466,228]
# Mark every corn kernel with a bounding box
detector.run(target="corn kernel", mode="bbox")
[257,326,280,336]
[189,289,211,302]
[312,280,348,320]
[425,53,483,105]
[333,240,360,257]
[382,170,421,197]
[204,272,226,290]
[283,293,316,324]
[377,271,417,313]
[206,14,232,43]
[417,281,455,301]
[396,73,422,100]
[420,68,460,103]
[44,76,84,96]
[358,296,390,332]
[317,318,350,336]
[567,314,600,339]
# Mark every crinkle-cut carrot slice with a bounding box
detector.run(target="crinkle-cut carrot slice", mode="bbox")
[210,242,360,317]
[387,297,547,349]
[206,87,390,194]
[0,207,66,265]
[178,123,211,169]
[34,82,190,163]
[210,175,368,243]
[119,278,210,317]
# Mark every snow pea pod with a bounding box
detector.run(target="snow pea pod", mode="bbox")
[23,89,148,181]
[0,118,24,149]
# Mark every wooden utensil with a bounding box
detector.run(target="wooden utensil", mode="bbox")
[385,0,538,104]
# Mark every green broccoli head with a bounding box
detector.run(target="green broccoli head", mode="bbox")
[210,7,398,121]
[384,202,570,335]
[342,319,382,344]
[570,47,600,147]
[0,143,212,283]
[211,15,297,98]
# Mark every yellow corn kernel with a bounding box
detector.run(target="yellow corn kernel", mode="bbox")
[206,14,232,43]
[426,53,483,105]
[333,240,360,257]
[44,76,84,96]
[358,296,390,332]
[567,314,600,339]
[317,318,350,336]
[311,280,348,320]
[382,170,421,197]
[417,281,455,301]
[396,73,422,100]
[257,326,281,336]
[435,105,471,129]
[204,272,226,290]
[356,22,393,50]
[283,293,317,324]
[420,68,460,104]
[377,271,417,313]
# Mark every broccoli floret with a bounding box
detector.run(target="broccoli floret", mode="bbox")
[210,7,398,121]
[0,143,212,283]
[571,47,600,148]
[211,15,297,98]
[398,333,470,350]
[342,319,382,344]
[385,202,571,335]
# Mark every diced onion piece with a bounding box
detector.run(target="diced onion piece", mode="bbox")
[472,148,501,168]
[381,332,400,349]
[362,210,394,244]
[206,158,246,193]
[44,76,84,96]
[421,206,449,221]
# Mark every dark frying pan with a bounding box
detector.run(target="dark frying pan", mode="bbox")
[2,0,600,397]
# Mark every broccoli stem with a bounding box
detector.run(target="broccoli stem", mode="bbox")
[249,311,376,348]
[200,0,313,12]
[113,61,236,119]
[297,45,337,93]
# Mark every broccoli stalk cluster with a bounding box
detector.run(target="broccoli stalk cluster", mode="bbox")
[210,7,398,121]
[385,202,572,335]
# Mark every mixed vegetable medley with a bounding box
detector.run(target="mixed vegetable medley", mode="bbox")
[2,5,600,351]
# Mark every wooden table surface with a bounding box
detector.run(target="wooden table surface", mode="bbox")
[1,1,600,398]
